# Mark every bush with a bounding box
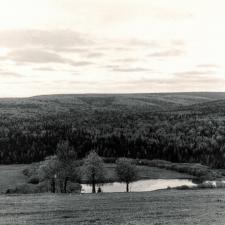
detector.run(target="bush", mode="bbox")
[135,159,223,181]
[176,185,192,190]
[22,168,30,177]
[215,181,225,188]
[103,157,117,164]
[198,181,216,189]
[23,163,39,178]
[66,182,81,193]
[28,176,40,184]
[5,181,60,194]
[6,184,37,194]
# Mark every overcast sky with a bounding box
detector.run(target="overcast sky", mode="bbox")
[0,0,225,97]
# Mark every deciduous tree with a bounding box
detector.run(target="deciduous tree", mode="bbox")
[116,158,138,192]
[82,151,105,193]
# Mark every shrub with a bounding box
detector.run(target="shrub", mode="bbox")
[6,184,36,194]
[176,185,192,190]
[198,181,216,189]
[103,157,117,164]
[28,176,40,184]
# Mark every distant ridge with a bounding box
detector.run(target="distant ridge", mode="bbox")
[0,92,225,118]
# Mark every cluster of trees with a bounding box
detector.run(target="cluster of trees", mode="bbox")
[39,141,138,193]
[0,106,225,168]
[39,141,80,193]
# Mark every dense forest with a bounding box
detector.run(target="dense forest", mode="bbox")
[1,93,225,168]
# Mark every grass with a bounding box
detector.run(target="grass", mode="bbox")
[101,163,194,183]
[0,165,27,194]
[137,159,225,181]
[1,189,225,224]
[0,163,225,224]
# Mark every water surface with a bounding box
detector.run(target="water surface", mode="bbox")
[81,179,196,193]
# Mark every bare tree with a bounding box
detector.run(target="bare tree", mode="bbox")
[82,151,105,193]
[115,158,138,192]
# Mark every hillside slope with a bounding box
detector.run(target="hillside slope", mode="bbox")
[0,92,225,118]
[1,92,225,165]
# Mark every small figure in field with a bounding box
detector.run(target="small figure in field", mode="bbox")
[97,187,102,193]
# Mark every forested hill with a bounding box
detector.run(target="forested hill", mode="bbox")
[1,92,225,167]
[1,92,225,117]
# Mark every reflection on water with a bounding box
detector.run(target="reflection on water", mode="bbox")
[81,179,196,193]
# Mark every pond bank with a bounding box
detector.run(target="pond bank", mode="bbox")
[81,179,196,193]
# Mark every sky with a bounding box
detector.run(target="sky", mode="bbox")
[0,0,225,97]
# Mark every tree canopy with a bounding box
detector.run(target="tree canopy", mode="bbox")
[116,158,138,192]
[82,151,105,193]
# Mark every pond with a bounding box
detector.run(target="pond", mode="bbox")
[81,179,196,193]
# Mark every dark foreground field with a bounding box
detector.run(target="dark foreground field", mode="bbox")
[1,189,225,225]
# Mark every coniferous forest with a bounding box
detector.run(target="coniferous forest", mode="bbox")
[1,93,225,168]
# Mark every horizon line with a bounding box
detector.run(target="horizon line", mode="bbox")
[1,91,225,99]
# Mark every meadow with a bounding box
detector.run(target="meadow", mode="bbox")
[1,189,225,225]
[0,165,27,194]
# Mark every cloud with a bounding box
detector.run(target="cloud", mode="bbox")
[34,67,56,71]
[5,49,70,64]
[155,8,193,20]
[170,40,186,47]
[0,29,92,49]
[124,39,160,47]
[70,61,93,66]
[107,66,223,88]
[107,65,150,72]
[148,49,184,57]
[2,49,94,67]
[113,58,139,63]
[86,52,104,58]
[174,70,215,77]
[111,74,225,92]
[171,69,225,86]
[0,69,22,78]
[114,39,185,51]
[52,47,90,53]
[196,64,220,69]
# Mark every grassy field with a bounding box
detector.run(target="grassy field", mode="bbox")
[0,165,27,194]
[1,189,225,224]
[101,163,194,182]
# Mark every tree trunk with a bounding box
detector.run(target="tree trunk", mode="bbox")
[51,178,55,193]
[59,180,64,193]
[64,177,68,193]
[126,182,129,192]
[92,174,96,193]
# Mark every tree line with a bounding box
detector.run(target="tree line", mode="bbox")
[0,108,225,168]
